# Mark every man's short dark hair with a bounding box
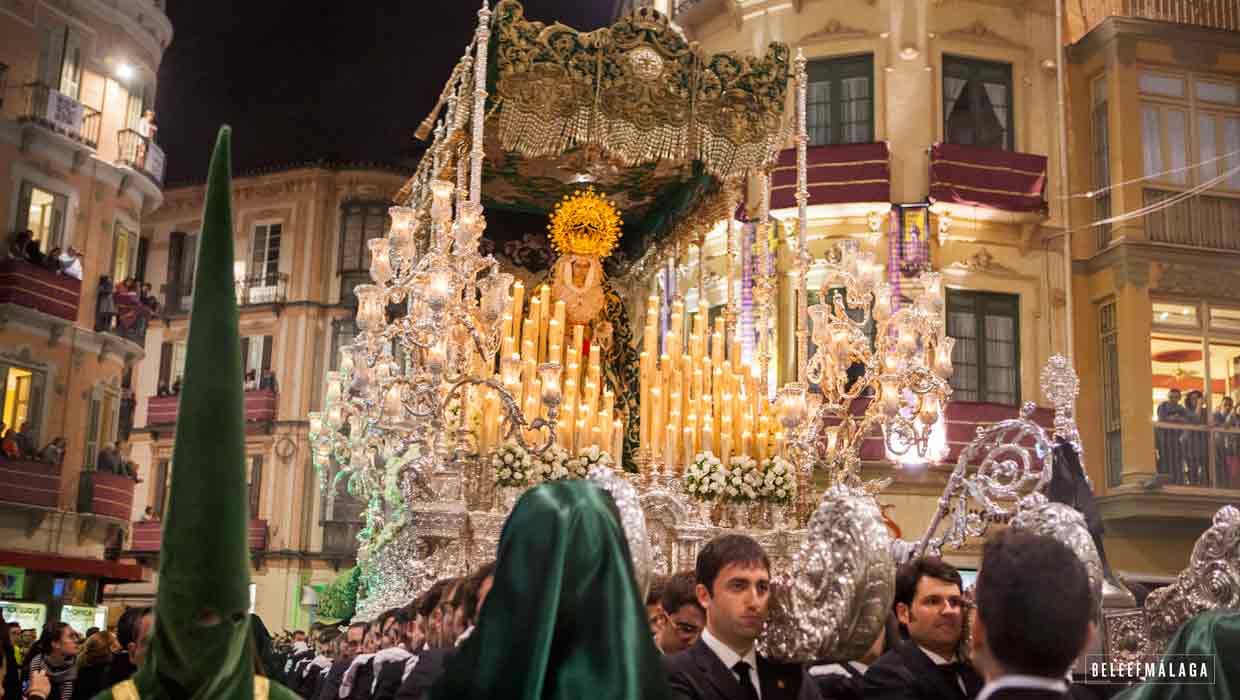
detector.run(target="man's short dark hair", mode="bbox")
[661,571,704,615]
[977,529,1092,678]
[645,575,667,608]
[116,606,151,648]
[419,578,452,618]
[460,561,496,626]
[894,557,963,610]
[696,534,770,594]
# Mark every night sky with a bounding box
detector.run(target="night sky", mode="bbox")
[156,1,617,183]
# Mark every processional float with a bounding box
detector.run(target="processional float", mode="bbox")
[309,0,1237,665]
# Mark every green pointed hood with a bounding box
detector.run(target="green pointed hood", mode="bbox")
[145,126,255,697]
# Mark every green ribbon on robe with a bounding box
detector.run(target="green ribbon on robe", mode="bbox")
[428,480,670,700]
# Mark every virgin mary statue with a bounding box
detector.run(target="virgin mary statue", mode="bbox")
[545,188,641,470]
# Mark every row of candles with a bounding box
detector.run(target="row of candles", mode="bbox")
[472,280,624,459]
[638,296,785,472]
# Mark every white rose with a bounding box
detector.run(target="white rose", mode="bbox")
[500,468,511,479]
[503,454,514,465]
[777,488,786,498]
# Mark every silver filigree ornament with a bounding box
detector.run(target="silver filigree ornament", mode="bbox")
[1143,505,1240,650]
[915,401,1053,559]
[588,466,654,598]
[759,485,895,663]
[1010,499,1105,613]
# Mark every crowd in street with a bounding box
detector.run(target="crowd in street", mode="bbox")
[1,606,151,700]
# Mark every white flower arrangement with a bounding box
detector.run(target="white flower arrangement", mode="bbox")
[684,451,726,502]
[725,455,760,503]
[492,440,533,488]
[759,455,796,505]
[532,444,574,482]
[572,445,613,479]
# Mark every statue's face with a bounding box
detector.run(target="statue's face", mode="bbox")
[571,258,590,285]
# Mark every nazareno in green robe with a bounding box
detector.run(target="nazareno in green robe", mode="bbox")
[428,480,671,700]
[93,127,297,700]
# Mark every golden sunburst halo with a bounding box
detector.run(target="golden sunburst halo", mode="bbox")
[546,187,623,260]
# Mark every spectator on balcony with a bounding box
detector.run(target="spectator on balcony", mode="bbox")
[139,282,159,314]
[0,428,18,460]
[9,229,48,267]
[259,369,278,392]
[97,442,120,474]
[140,506,154,521]
[244,369,258,391]
[1183,390,1209,485]
[1213,396,1239,488]
[15,422,36,459]
[1155,388,1187,482]
[38,437,66,465]
[45,247,65,274]
[171,376,182,395]
[95,276,117,332]
[58,248,83,280]
[136,110,157,162]
[157,381,170,397]
[6,231,29,260]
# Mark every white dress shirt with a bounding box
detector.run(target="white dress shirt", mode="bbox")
[701,627,762,699]
[976,674,1068,700]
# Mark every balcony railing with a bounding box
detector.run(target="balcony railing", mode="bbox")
[770,142,891,210]
[1080,0,1240,34]
[322,521,362,556]
[236,272,289,306]
[0,258,81,321]
[76,470,136,520]
[132,518,269,553]
[1153,422,1240,489]
[1143,188,1240,252]
[116,129,166,186]
[0,458,62,509]
[147,387,278,427]
[18,83,101,149]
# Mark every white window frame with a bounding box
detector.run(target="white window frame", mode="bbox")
[248,221,282,304]
[9,164,80,253]
[1139,69,1240,193]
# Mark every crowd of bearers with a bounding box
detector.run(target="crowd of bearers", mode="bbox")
[280,562,496,700]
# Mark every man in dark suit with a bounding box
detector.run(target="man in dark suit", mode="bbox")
[313,622,367,700]
[393,564,496,700]
[969,530,1093,700]
[862,557,983,700]
[657,570,705,656]
[665,533,820,700]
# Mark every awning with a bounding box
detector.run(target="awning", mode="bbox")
[0,550,146,583]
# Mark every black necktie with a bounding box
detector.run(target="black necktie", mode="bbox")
[732,660,760,700]
[939,662,966,696]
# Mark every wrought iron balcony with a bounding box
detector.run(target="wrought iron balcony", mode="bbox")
[116,129,166,186]
[236,272,289,306]
[1080,0,1240,34]
[322,521,362,557]
[17,83,101,149]
[0,258,81,322]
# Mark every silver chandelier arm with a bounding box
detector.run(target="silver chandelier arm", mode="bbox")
[441,376,560,457]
